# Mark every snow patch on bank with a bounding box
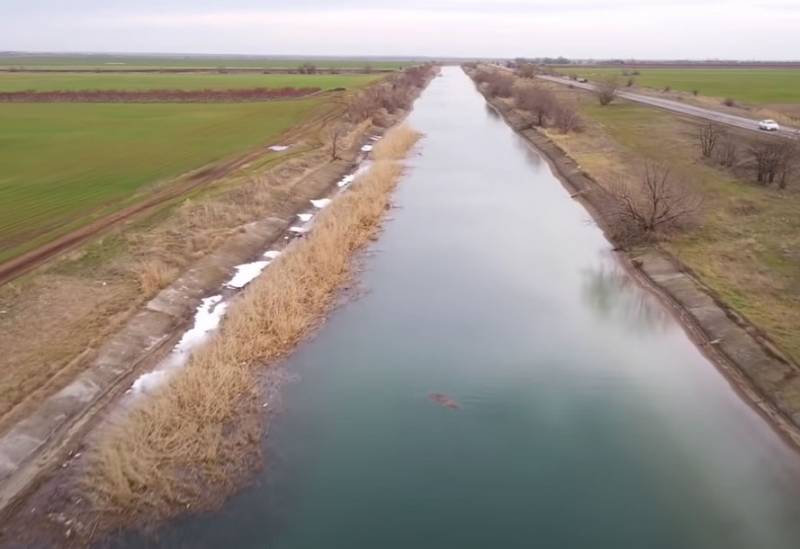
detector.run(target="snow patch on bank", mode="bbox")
[130,295,228,394]
[311,198,332,209]
[227,261,271,289]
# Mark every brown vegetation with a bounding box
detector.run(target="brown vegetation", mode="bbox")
[346,65,436,123]
[80,124,421,526]
[595,76,619,106]
[0,87,321,103]
[473,68,515,98]
[513,82,556,127]
[749,140,797,188]
[697,122,724,158]
[609,161,702,243]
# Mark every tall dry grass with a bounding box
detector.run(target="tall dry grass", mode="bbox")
[81,124,421,523]
[135,260,179,295]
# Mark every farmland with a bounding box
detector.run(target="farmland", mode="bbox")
[0,72,381,92]
[555,67,800,105]
[0,71,383,264]
[0,53,415,71]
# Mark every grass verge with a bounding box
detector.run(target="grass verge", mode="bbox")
[80,124,421,524]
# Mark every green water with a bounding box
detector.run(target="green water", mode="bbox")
[117,67,800,549]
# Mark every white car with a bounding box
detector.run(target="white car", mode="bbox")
[758,119,780,131]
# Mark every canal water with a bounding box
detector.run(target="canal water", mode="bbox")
[117,67,800,548]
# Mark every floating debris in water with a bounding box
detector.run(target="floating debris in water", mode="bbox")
[429,393,460,410]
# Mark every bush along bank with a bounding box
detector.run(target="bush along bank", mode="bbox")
[463,64,800,451]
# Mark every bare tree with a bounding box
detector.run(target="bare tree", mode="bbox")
[517,63,536,78]
[484,71,515,98]
[717,137,738,168]
[749,140,796,187]
[299,63,317,74]
[595,77,619,106]
[609,162,702,240]
[330,127,345,160]
[513,82,556,126]
[553,103,583,133]
[697,122,724,158]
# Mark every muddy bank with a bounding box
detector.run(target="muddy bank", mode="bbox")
[464,67,800,449]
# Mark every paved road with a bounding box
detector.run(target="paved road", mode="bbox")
[538,74,800,140]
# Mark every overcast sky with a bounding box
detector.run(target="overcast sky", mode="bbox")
[2,0,799,60]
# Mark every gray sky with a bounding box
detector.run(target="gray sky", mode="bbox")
[2,0,798,60]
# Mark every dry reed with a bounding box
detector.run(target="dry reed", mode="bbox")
[81,124,421,523]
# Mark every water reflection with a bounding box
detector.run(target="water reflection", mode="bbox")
[581,252,670,334]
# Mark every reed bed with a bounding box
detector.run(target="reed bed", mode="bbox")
[81,124,421,523]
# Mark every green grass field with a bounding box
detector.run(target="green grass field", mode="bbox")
[0,72,381,92]
[0,99,323,263]
[556,67,800,104]
[0,54,413,70]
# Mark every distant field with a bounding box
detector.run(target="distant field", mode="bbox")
[0,54,414,70]
[0,72,381,92]
[555,67,800,105]
[0,99,322,263]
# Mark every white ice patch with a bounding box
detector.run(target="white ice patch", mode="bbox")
[289,226,308,235]
[227,261,270,289]
[131,371,170,395]
[297,213,313,222]
[337,173,356,188]
[369,135,381,142]
[337,163,371,188]
[311,198,332,208]
[130,295,227,395]
[269,145,290,152]
[263,250,281,260]
[361,144,373,152]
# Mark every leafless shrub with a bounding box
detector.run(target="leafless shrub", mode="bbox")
[717,137,738,168]
[692,89,699,96]
[553,103,583,133]
[609,162,702,243]
[513,81,556,126]
[345,65,435,122]
[135,260,178,295]
[595,76,619,106]
[517,63,536,78]
[483,71,515,98]
[298,63,317,74]
[749,140,797,188]
[626,78,635,87]
[723,97,736,107]
[697,122,725,158]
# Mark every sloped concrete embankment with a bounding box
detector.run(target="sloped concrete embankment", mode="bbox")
[0,157,355,517]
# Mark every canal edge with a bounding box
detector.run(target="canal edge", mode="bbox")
[466,67,800,452]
